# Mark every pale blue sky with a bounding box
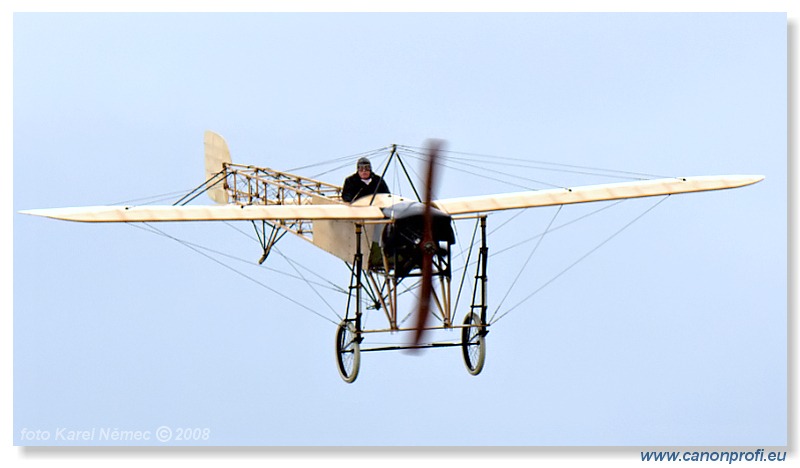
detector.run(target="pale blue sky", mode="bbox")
[13,12,786,447]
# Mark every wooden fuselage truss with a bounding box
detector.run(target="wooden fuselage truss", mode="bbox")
[215,161,488,341]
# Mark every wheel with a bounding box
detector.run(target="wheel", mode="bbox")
[461,312,486,375]
[335,320,361,383]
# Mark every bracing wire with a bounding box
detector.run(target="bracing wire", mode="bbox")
[449,210,525,266]
[489,195,671,325]
[308,160,361,181]
[400,150,546,191]
[221,221,348,294]
[400,147,563,189]
[128,222,340,326]
[451,200,628,274]
[491,205,562,319]
[127,228,343,294]
[110,190,198,206]
[270,247,342,320]
[219,220,346,320]
[452,217,480,318]
[396,145,671,180]
[488,201,626,259]
[286,146,393,173]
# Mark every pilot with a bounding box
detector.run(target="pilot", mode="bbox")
[342,157,390,203]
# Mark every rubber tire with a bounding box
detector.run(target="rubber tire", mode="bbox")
[461,312,486,376]
[336,320,361,383]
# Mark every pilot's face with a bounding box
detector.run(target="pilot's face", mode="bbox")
[358,164,372,179]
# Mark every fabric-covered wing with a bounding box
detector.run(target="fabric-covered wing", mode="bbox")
[19,204,386,223]
[433,175,764,215]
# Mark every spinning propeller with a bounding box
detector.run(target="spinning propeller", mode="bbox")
[411,140,442,347]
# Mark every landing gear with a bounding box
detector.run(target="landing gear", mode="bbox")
[461,312,486,375]
[333,216,490,382]
[462,216,488,376]
[335,320,360,383]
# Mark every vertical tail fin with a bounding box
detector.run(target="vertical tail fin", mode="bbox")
[203,131,232,204]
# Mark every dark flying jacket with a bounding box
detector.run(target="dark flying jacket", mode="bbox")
[341,173,390,202]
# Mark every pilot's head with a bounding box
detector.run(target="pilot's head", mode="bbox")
[357,157,372,179]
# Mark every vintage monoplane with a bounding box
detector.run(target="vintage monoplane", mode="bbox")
[21,131,764,383]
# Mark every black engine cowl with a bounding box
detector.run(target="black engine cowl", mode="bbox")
[379,201,454,276]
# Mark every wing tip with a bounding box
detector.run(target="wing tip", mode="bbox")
[732,174,766,187]
[19,208,49,218]
[18,207,90,222]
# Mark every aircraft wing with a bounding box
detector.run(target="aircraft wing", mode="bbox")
[19,204,386,223]
[433,175,764,215]
[21,175,765,222]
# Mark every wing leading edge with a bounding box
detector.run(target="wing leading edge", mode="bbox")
[433,175,764,215]
[19,204,386,223]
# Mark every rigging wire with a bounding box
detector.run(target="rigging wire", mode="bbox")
[128,222,340,326]
[440,154,661,181]
[220,220,346,320]
[270,246,343,320]
[308,160,361,181]
[400,147,563,189]
[492,205,562,318]
[128,229,342,293]
[450,199,628,274]
[443,156,565,188]
[221,221,349,295]
[109,190,198,206]
[448,210,525,266]
[400,150,544,191]
[452,217,480,318]
[396,144,671,180]
[309,151,393,181]
[286,146,392,173]
[489,195,671,325]
[489,201,626,259]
